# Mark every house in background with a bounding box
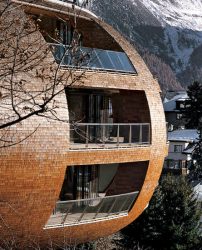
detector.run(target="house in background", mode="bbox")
[164,129,198,175]
[163,91,189,131]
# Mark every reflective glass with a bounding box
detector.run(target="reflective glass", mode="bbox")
[107,51,123,71]
[88,49,103,69]
[95,49,114,70]
[52,44,64,62]
[79,47,92,67]
[117,52,135,72]
[46,191,139,227]
[50,44,137,73]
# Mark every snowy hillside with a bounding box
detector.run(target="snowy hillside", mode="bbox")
[92,0,202,87]
[141,0,202,31]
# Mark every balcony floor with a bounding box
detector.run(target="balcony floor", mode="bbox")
[69,142,150,150]
[45,211,128,228]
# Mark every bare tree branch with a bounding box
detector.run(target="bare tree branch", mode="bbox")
[0,1,89,147]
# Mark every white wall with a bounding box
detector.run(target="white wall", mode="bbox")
[166,141,189,161]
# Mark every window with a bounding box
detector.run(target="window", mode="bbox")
[60,165,99,201]
[165,160,182,169]
[176,113,183,120]
[179,103,185,109]
[56,21,83,46]
[51,44,137,73]
[174,145,183,152]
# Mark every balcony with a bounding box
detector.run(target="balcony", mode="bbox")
[70,123,150,150]
[50,44,137,74]
[45,191,139,228]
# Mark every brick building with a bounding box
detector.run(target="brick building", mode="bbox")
[0,0,168,247]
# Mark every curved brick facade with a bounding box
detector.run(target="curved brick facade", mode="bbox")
[0,1,168,247]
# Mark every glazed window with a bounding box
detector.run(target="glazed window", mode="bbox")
[56,21,83,46]
[180,103,185,109]
[174,145,182,152]
[60,165,99,201]
[176,113,183,120]
[165,160,182,169]
[50,45,137,74]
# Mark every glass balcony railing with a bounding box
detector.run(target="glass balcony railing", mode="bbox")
[45,191,139,228]
[70,123,150,149]
[50,44,137,74]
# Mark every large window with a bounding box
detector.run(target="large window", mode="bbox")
[51,44,137,74]
[66,88,113,143]
[165,160,183,169]
[60,165,99,201]
[59,164,118,201]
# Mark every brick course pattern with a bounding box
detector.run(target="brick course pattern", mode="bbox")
[0,1,168,247]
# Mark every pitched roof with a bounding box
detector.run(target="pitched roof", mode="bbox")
[168,129,199,142]
[163,92,189,112]
[183,144,195,154]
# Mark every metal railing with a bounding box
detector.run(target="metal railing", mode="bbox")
[45,191,139,228]
[70,123,151,149]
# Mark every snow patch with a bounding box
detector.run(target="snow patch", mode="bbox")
[137,0,202,31]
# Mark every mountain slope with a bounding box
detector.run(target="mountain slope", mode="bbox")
[92,0,202,88]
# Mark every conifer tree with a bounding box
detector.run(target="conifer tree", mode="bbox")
[119,175,201,250]
[184,81,202,129]
[183,81,202,179]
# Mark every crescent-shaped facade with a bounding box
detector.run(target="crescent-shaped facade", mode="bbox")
[0,0,168,247]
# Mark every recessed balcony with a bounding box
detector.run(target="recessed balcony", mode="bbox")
[66,88,151,150]
[50,44,137,74]
[45,191,139,228]
[45,162,148,228]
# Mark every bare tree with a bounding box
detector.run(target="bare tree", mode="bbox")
[0,0,89,148]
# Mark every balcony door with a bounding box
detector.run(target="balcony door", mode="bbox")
[74,165,99,200]
[87,94,112,142]
[57,21,73,45]
[66,88,113,143]
[60,165,99,201]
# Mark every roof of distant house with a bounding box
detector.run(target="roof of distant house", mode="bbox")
[183,144,195,154]
[163,92,189,112]
[168,129,199,142]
